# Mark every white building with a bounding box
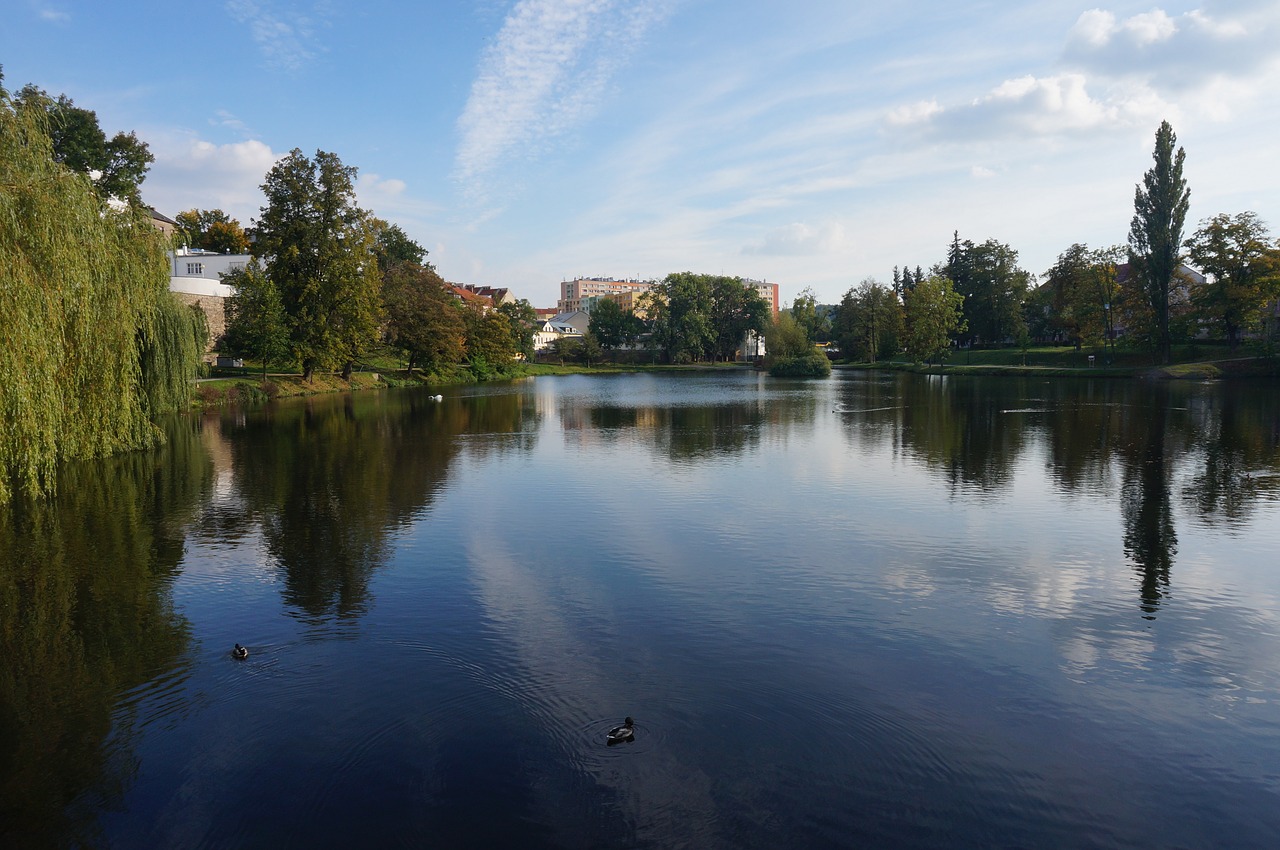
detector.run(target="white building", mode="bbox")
[168,247,250,298]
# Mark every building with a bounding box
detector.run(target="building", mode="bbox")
[457,284,515,308]
[166,247,251,357]
[743,278,780,318]
[558,277,655,313]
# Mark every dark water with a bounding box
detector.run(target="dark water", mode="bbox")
[4,371,1280,849]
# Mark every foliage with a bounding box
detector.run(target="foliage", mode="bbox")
[223,262,291,378]
[174,208,249,253]
[462,307,518,379]
[902,275,966,363]
[765,311,831,376]
[1129,121,1191,365]
[833,278,902,362]
[254,148,383,381]
[945,232,1031,345]
[498,298,539,361]
[645,272,769,362]
[646,272,714,362]
[589,298,646,352]
[790,287,831,342]
[576,331,604,366]
[139,295,208,414]
[381,263,466,375]
[1,91,200,503]
[710,276,771,360]
[1184,212,1280,348]
[768,352,832,377]
[371,219,427,274]
[11,84,153,205]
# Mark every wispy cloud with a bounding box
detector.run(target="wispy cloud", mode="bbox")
[455,0,674,192]
[225,0,326,72]
[742,221,847,257]
[35,4,69,24]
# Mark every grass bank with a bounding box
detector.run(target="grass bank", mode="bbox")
[837,344,1280,380]
[192,359,750,409]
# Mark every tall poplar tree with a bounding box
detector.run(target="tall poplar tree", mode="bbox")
[1129,121,1190,365]
[254,149,382,381]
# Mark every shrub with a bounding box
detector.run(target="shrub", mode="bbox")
[768,352,832,377]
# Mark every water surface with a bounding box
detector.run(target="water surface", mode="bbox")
[3,371,1280,848]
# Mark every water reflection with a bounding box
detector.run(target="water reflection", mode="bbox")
[836,373,1280,618]
[0,418,209,847]
[1118,392,1178,616]
[219,390,536,623]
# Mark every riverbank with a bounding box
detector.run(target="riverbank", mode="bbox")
[191,360,750,409]
[836,345,1280,380]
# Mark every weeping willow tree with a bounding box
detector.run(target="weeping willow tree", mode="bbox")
[0,84,201,504]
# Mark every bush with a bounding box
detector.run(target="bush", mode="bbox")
[768,352,832,377]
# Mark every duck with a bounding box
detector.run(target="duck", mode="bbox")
[607,717,635,744]
[432,394,443,402]
[232,643,249,660]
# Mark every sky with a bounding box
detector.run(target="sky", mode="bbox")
[4,0,1279,308]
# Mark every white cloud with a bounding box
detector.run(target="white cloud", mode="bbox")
[145,134,283,223]
[1063,5,1278,90]
[889,72,1164,140]
[742,221,846,257]
[971,165,996,179]
[454,0,674,190]
[1123,9,1177,46]
[886,99,941,126]
[225,0,325,72]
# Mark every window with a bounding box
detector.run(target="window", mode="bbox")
[186,262,204,275]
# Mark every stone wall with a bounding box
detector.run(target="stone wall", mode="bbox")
[173,292,226,361]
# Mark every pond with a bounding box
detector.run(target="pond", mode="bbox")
[3,370,1280,848]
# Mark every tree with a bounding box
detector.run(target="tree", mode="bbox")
[223,262,291,379]
[254,148,383,381]
[790,287,831,343]
[498,298,540,361]
[589,298,629,351]
[833,278,902,362]
[462,307,517,379]
[946,235,1031,345]
[764,311,830,376]
[710,276,771,361]
[646,272,715,363]
[381,263,466,375]
[371,219,427,274]
[1129,121,1190,364]
[175,208,250,253]
[1,88,198,503]
[1184,212,1280,349]
[576,331,604,367]
[902,275,966,363]
[12,84,153,205]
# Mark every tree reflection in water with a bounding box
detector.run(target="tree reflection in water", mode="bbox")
[0,417,209,847]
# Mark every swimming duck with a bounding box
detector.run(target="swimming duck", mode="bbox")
[607,717,635,744]
[232,643,248,660]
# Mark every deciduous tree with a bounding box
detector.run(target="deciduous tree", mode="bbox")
[1184,212,1280,349]
[254,148,383,381]
[381,263,465,375]
[224,262,291,379]
[902,275,966,363]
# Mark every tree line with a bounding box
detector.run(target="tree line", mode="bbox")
[826,122,1280,366]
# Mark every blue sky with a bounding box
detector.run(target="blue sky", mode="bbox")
[4,0,1278,308]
